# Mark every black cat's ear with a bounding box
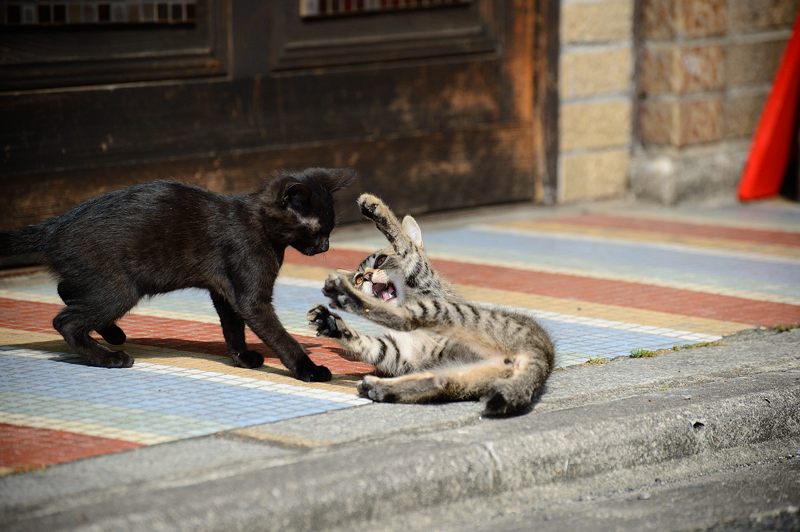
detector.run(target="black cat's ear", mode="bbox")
[319,168,356,193]
[282,181,311,209]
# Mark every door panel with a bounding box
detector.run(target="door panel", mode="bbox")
[0,0,549,230]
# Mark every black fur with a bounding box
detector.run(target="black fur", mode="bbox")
[0,168,354,380]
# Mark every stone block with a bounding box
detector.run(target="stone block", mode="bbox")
[640,99,677,146]
[560,99,632,151]
[560,47,632,99]
[644,0,728,40]
[640,97,723,147]
[729,0,800,33]
[643,0,677,40]
[631,142,750,204]
[560,149,630,202]
[726,38,789,86]
[562,0,633,43]
[723,90,769,140]
[640,46,675,95]
[676,0,727,38]
[680,98,723,145]
[676,44,725,93]
[641,44,724,96]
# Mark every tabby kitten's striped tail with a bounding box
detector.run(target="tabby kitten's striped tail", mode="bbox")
[484,351,552,416]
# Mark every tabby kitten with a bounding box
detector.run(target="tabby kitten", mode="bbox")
[308,194,555,416]
[1,168,352,381]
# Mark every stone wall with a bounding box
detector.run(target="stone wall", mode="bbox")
[633,0,799,204]
[555,0,798,205]
[558,0,635,202]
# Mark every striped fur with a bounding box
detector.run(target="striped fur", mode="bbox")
[308,193,555,416]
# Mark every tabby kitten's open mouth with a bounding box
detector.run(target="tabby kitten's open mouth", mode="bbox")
[372,282,396,302]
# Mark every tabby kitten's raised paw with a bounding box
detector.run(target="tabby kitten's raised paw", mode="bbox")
[322,274,365,313]
[357,193,385,220]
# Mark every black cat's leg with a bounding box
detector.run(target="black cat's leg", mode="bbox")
[53,280,136,368]
[240,301,331,382]
[210,292,263,369]
[58,281,126,345]
[97,324,126,345]
[53,305,133,368]
[57,281,77,303]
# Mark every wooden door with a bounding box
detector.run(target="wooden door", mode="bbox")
[0,0,556,231]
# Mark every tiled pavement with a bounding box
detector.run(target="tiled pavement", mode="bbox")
[1,200,799,475]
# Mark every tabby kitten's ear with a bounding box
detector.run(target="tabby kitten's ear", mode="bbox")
[402,215,423,248]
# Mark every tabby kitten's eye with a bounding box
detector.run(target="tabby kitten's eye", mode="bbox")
[353,273,364,286]
[373,255,387,268]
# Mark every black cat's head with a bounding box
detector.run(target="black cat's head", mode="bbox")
[269,168,355,256]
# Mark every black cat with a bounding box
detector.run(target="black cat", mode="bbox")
[0,168,353,382]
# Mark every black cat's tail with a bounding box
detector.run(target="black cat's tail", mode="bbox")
[0,224,48,257]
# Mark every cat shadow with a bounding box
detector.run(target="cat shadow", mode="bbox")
[4,337,367,382]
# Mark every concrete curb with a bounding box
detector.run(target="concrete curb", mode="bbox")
[2,330,799,531]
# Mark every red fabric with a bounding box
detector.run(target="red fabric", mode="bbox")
[738,13,800,201]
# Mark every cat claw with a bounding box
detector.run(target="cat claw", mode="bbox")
[356,193,381,215]
[307,305,343,338]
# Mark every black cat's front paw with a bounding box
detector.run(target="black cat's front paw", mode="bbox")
[90,349,134,369]
[322,274,364,314]
[357,193,387,221]
[295,357,332,382]
[307,304,349,339]
[357,376,397,402]
[231,350,265,369]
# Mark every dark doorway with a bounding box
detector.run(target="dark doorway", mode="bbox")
[0,0,556,230]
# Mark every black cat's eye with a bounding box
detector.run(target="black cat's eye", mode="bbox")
[373,255,387,268]
[353,273,364,286]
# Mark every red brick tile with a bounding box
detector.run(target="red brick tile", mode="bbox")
[0,423,141,473]
[540,213,800,247]
[285,250,800,326]
[0,298,374,375]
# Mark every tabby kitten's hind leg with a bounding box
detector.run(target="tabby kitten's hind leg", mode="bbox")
[483,351,552,417]
[357,358,514,405]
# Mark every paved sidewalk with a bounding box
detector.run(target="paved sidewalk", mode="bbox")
[0,198,799,510]
[1,327,798,530]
